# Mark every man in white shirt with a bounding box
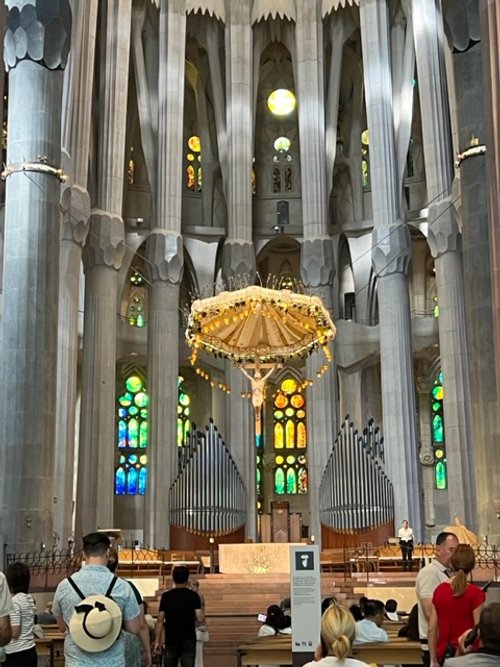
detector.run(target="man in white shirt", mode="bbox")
[0,571,13,646]
[354,599,389,644]
[415,531,459,667]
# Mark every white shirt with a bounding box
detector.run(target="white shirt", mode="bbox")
[398,526,414,542]
[353,619,389,644]
[5,592,36,655]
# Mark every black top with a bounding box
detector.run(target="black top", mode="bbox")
[159,587,201,644]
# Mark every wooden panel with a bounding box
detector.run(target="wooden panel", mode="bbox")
[169,524,245,550]
[271,501,289,543]
[289,513,302,543]
[320,520,394,548]
[261,513,271,543]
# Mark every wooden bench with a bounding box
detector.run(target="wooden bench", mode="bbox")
[320,548,349,573]
[237,635,422,667]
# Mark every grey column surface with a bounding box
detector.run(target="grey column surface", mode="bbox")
[221,2,256,539]
[296,3,338,547]
[413,0,475,530]
[479,0,500,544]
[0,0,71,552]
[143,0,185,548]
[54,186,90,544]
[77,213,125,536]
[360,0,421,537]
[54,0,97,544]
[444,0,500,543]
[427,200,475,528]
[144,232,183,549]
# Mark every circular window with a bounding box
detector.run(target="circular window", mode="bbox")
[188,135,201,152]
[267,89,296,116]
[274,136,291,152]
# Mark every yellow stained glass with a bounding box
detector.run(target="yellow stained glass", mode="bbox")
[275,455,284,464]
[286,455,295,464]
[296,409,305,419]
[285,420,295,448]
[267,89,296,116]
[188,135,201,152]
[274,423,284,449]
[291,394,304,408]
[282,378,298,394]
[361,129,370,145]
[187,165,195,190]
[297,422,307,448]
[285,407,294,417]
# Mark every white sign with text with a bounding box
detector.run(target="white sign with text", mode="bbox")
[290,545,321,660]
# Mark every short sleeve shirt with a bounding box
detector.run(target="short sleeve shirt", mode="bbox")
[159,587,201,645]
[353,619,389,644]
[415,559,450,641]
[53,564,140,667]
[432,582,485,660]
[0,573,13,618]
[5,592,36,654]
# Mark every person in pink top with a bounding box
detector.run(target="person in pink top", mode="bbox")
[428,544,485,667]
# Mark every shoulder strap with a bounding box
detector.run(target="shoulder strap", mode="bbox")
[67,576,85,600]
[105,576,118,598]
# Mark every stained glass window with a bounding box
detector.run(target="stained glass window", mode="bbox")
[115,374,148,495]
[273,378,308,494]
[432,371,447,489]
[177,376,191,447]
[186,136,202,192]
[127,271,147,328]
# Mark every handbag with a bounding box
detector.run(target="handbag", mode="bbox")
[196,626,209,642]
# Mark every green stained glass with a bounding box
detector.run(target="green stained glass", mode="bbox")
[126,376,143,393]
[275,468,285,494]
[129,406,138,416]
[119,392,133,407]
[177,418,184,446]
[179,393,190,406]
[140,409,148,419]
[286,468,297,494]
[436,461,447,489]
[286,455,295,464]
[135,392,148,408]
[274,410,284,419]
[433,414,444,443]
[139,421,148,448]
[432,384,444,400]
[432,402,441,411]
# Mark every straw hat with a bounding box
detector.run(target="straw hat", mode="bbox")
[69,594,122,653]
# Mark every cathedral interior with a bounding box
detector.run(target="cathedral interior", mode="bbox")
[1,0,500,557]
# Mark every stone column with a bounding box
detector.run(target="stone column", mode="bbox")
[54,186,90,544]
[53,0,97,545]
[295,3,338,544]
[0,0,71,552]
[360,0,422,537]
[444,0,500,542]
[76,0,131,537]
[221,1,256,539]
[415,377,436,540]
[413,0,475,529]
[427,201,475,526]
[480,0,500,543]
[143,0,185,548]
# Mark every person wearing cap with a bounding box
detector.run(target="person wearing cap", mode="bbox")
[53,532,142,667]
[0,572,13,647]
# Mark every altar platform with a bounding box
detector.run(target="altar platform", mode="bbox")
[218,542,303,573]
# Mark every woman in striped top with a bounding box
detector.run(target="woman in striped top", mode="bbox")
[4,563,37,666]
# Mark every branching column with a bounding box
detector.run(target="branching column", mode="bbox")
[76,0,131,537]
[54,0,98,545]
[143,0,186,548]
[360,0,421,537]
[221,1,257,540]
[296,3,338,543]
[0,0,71,553]
[413,0,475,528]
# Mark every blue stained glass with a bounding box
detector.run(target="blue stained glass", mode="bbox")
[436,461,447,489]
[118,420,127,448]
[118,408,127,418]
[115,468,126,494]
[433,414,444,442]
[129,454,138,464]
[139,467,147,495]
[127,467,138,494]
[129,406,139,416]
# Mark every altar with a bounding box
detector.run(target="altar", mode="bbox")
[218,542,303,574]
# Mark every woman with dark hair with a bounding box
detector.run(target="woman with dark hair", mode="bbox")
[428,544,485,667]
[4,563,37,666]
[258,604,291,667]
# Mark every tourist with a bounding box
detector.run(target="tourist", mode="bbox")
[416,531,459,667]
[303,603,370,666]
[428,544,485,666]
[353,599,389,644]
[4,562,37,666]
[443,603,500,666]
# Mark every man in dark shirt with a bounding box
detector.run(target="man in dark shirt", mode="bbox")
[153,565,204,667]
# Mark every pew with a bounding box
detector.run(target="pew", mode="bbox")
[236,635,422,667]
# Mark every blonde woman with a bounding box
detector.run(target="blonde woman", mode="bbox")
[302,604,369,667]
[428,544,485,667]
